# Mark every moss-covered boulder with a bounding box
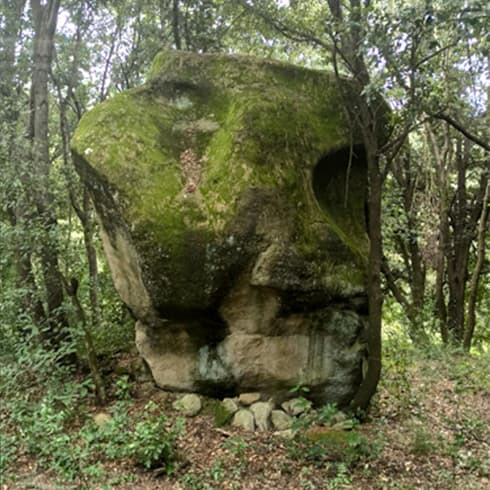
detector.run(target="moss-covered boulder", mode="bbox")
[71,51,369,406]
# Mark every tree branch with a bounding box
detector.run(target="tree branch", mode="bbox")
[414,41,459,69]
[234,0,332,50]
[382,257,410,311]
[429,112,490,151]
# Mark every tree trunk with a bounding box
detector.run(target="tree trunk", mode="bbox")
[82,190,102,328]
[426,122,450,342]
[55,73,102,331]
[446,139,469,344]
[325,0,384,411]
[14,223,47,326]
[463,178,489,350]
[172,0,182,49]
[392,152,428,343]
[29,0,68,348]
[52,8,105,397]
[465,57,490,350]
[0,0,26,108]
[434,224,448,342]
[62,277,106,405]
[352,145,383,410]
[6,209,47,326]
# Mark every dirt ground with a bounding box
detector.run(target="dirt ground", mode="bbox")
[3,352,489,490]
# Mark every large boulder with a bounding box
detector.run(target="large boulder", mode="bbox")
[71,51,369,406]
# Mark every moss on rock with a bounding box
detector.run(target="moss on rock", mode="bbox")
[71,51,371,403]
[72,51,368,314]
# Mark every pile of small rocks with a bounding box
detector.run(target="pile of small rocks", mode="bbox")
[171,392,350,437]
[226,392,305,436]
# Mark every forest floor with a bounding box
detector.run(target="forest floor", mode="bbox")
[1,346,489,490]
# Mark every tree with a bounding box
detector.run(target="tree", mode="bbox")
[382,148,430,344]
[426,124,489,345]
[0,0,47,325]
[28,0,71,347]
[381,1,489,347]
[464,178,489,350]
[232,0,413,410]
[323,0,385,411]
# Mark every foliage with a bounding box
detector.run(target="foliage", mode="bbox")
[382,326,416,407]
[0,324,183,484]
[447,350,490,394]
[411,425,437,456]
[1,347,99,483]
[129,402,184,471]
[283,384,379,469]
[324,462,352,489]
[3,389,184,483]
[0,433,18,480]
[317,403,342,426]
[212,401,235,427]
[1,323,488,488]
[223,436,250,462]
[82,400,185,471]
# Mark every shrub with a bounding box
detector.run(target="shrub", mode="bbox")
[411,426,436,456]
[128,403,185,470]
[81,400,185,472]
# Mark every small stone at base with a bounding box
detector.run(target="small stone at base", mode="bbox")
[239,392,261,405]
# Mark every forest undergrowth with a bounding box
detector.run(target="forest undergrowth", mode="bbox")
[1,324,489,490]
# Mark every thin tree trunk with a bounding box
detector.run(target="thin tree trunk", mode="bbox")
[325,0,384,411]
[74,197,101,331]
[352,147,383,410]
[6,209,47,326]
[172,0,181,49]
[397,153,427,342]
[446,138,469,344]
[426,122,450,342]
[54,94,103,396]
[0,0,26,107]
[51,4,104,396]
[62,277,106,405]
[29,0,69,348]
[465,55,490,350]
[15,230,47,325]
[434,228,448,342]
[463,178,489,350]
[80,189,101,329]
[55,74,102,330]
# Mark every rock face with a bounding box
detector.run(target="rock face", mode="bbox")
[71,51,370,407]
